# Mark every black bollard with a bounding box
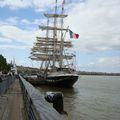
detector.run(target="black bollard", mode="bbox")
[45,92,67,114]
[0,76,2,82]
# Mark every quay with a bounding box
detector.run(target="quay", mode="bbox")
[0,77,23,120]
[0,75,66,120]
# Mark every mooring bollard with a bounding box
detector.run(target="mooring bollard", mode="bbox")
[45,92,67,114]
[0,76,2,82]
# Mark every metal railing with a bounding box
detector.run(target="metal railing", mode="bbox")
[19,75,65,120]
[0,75,15,96]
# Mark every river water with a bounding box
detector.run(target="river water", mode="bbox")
[36,75,120,120]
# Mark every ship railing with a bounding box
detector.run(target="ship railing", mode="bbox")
[19,75,65,120]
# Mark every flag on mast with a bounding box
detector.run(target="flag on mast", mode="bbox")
[69,30,79,39]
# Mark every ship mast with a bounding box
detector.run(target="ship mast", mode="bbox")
[40,18,50,74]
[30,0,74,72]
[60,0,65,69]
[52,0,58,71]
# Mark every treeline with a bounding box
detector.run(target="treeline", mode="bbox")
[78,71,120,76]
[0,54,11,73]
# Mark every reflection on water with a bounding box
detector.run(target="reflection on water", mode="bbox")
[36,75,120,120]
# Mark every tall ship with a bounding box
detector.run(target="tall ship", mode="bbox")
[29,0,79,87]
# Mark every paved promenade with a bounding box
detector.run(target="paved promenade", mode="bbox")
[0,79,24,120]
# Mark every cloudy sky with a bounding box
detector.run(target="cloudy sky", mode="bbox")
[0,0,120,73]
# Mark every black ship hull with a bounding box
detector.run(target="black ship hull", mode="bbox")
[45,74,79,87]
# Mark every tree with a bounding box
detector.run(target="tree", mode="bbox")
[0,54,11,73]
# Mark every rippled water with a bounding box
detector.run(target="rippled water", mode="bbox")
[36,75,120,120]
